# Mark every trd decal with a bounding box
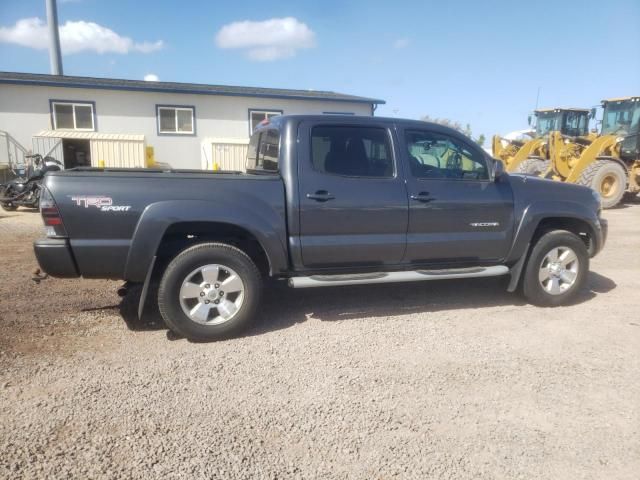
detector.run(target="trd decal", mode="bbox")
[71,196,112,208]
[71,196,131,212]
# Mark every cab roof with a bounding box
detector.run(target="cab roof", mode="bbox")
[534,107,589,113]
[602,96,640,104]
[253,115,485,146]
[257,114,461,129]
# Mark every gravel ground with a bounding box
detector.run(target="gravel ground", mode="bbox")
[1,203,639,479]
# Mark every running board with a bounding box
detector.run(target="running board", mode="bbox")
[288,266,509,288]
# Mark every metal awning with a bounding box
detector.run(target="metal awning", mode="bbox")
[34,130,145,141]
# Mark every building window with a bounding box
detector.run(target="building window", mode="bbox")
[51,101,95,131]
[249,109,282,134]
[156,105,195,135]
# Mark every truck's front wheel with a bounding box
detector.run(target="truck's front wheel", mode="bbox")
[158,243,262,341]
[522,230,588,307]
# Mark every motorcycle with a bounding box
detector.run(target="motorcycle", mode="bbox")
[0,154,63,211]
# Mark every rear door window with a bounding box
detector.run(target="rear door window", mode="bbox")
[311,126,394,178]
[246,128,280,173]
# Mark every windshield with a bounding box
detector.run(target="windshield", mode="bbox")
[562,111,589,137]
[535,112,561,136]
[601,101,640,135]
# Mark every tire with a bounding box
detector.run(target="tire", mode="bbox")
[0,185,17,211]
[158,242,262,341]
[522,230,589,307]
[513,157,549,176]
[576,159,626,209]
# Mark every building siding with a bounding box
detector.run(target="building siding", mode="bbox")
[0,84,372,169]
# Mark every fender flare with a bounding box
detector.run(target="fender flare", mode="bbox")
[123,199,288,282]
[506,200,599,263]
[596,155,630,174]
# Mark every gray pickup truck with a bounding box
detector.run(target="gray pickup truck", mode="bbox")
[34,115,607,340]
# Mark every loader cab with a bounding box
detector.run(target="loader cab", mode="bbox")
[601,97,640,135]
[601,97,640,161]
[532,108,589,138]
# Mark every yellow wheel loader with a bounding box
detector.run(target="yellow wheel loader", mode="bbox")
[492,108,590,174]
[547,97,640,208]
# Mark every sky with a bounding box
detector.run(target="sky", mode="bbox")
[1,0,639,140]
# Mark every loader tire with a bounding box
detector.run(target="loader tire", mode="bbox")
[576,159,626,209]
[514,158,549,176]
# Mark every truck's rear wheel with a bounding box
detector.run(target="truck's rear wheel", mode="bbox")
[577,159,626,209]
[513,157,549,176]
[522,230,588,307]
[158,243,262,341]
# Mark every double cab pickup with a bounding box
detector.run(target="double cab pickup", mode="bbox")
[34,115,607,340]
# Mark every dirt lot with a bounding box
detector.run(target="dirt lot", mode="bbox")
[1,204,639,479]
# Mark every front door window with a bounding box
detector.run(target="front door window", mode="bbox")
[406,130,488,181]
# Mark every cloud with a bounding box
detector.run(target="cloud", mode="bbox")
[143,73,159,81]
[0,17,163,54]
[215,17,315,61]
[393,37,410,49]
[134,41,163,53]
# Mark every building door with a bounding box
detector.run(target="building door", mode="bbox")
[62,139,91,169]
[32,136,63,165]
[210,142,249,171]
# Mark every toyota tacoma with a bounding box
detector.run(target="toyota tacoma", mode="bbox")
[34,115,607,340]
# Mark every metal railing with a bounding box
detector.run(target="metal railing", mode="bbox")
[0,131,30,183]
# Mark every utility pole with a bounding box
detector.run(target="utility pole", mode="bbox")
[46,0,63,75]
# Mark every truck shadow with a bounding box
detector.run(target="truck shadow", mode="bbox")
[118,270,616,340]
[119,284,166,332]
[248,270,616,337]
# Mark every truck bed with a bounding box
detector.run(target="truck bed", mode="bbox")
[44,168,287,279]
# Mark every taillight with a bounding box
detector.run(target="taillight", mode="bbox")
[40,187,67,237]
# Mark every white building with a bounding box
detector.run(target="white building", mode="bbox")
[0,72,384,171]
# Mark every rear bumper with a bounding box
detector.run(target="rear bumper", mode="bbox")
[33,238,79,278]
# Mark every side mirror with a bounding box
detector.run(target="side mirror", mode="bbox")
[527,114,532,126]
[590,107,597,119]
[493,159,505,180]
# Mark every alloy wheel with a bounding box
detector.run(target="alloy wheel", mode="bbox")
[538,246,580,295]
[179,264,245,325]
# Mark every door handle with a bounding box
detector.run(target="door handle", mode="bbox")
[410,192,434,202]
[306,190,335,202]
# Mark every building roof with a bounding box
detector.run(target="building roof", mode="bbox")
[0,71,385,105]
